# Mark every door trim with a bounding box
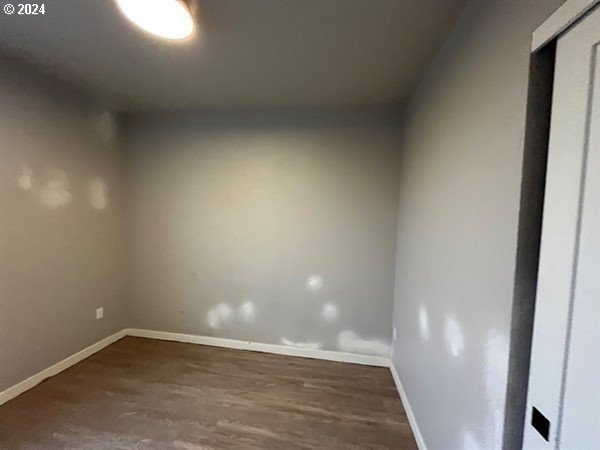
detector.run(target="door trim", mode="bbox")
[532,0,599,52]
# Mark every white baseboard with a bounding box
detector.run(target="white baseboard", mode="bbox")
[390,362,427,450]
[126,328,390,367]
[1,328,389,407]
[0,327,427,447]
[0,329,126,405]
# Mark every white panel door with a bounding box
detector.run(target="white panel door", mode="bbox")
[524,6,600,450]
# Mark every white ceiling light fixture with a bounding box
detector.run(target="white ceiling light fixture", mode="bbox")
[116,0,195,41]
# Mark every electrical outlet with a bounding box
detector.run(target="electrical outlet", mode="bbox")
[393,326,397,340]
[95,307,104,320]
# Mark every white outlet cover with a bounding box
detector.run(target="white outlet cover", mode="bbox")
[393,327,397,340]
[95,307,104,319]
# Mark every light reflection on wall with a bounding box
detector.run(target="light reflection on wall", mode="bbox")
[206,303,232,329]
[322,302,338,321]
[419,304,430,341]
[305,275,324,292]
[89,178,109,210]
[39,169,72,209]
[443,316,464,358]
[238,301,256,322]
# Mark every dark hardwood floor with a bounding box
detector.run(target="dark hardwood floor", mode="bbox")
[0,337,417,449]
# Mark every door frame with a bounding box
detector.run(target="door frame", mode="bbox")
[532,0,599,51]
[503,1,599,448]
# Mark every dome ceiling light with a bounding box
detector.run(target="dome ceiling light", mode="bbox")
[116,0,195,41]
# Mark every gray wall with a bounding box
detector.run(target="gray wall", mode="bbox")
[126,112,402,356]
[390,1,563,449]
[0,57,128,391]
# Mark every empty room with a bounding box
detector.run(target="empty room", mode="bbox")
[0,0,598,448]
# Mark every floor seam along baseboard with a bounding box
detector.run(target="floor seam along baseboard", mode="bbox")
[2,328,428,446]
[389,362,428,450]
[0,329,127,405]
[1,328,421,447]
[1,328,389,405]
[125,328,390,367]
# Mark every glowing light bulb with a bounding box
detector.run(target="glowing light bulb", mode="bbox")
[116,0,194,41]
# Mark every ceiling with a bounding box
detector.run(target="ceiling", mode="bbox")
[0,0,465,111]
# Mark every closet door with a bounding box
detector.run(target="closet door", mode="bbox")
[524,6,599,449]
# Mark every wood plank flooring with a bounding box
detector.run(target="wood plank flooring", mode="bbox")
[0,337,417,449]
